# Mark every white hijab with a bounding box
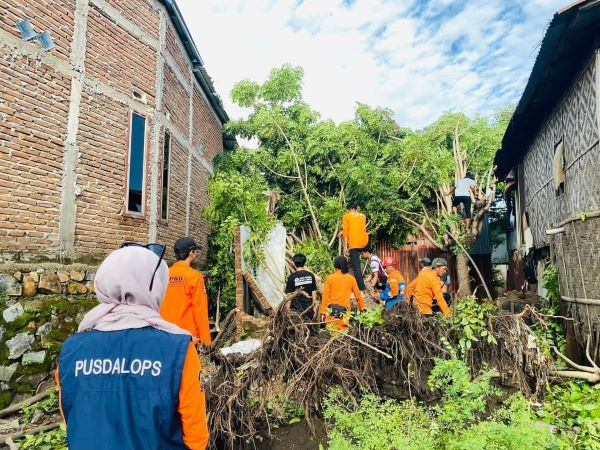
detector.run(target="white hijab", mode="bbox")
[78,246,190,336]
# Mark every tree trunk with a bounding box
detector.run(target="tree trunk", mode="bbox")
[456,251,472,297]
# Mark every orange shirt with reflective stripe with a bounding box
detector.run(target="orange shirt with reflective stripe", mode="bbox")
[320,269,365,314]
[342,211,369,250]
[160,261,212,345]
[56,342,209,449]
[412,268,450,315]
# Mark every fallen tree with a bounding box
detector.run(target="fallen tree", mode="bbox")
[204,303,553,448]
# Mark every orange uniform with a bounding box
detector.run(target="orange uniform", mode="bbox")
[386,269,405,298]
[56,341,209,449]
[412,268,450,315]
[320,270,365,328]
[405,278,417,300]
[161,261,212,345]
[342,211,369,250]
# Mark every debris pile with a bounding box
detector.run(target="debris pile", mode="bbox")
[204,304,552,448]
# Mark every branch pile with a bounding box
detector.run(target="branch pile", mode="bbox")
[204,305,552,448]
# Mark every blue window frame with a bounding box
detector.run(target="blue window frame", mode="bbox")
[127,112,146,213]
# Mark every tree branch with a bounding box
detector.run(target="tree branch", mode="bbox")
[398,209,444,250]
[275,122,322,241]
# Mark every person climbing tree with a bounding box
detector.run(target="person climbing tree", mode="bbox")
[452,172,477,230]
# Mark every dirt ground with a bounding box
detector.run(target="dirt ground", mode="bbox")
[252,419,327,450]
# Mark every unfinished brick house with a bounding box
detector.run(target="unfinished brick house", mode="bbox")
[0,0,233,264]
[495,0,600,362]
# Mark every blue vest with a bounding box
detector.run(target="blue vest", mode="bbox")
[59,327,191,450]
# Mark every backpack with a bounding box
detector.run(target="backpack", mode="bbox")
[372,256,388,284]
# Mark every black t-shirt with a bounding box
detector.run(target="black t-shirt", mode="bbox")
[285,269,317,312]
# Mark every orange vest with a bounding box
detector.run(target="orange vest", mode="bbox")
[342,211,369,249]
[160,261,212,345]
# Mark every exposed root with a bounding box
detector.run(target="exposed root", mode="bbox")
[205,305,552,448]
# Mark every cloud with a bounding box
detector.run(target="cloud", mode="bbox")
[175,0,568,129]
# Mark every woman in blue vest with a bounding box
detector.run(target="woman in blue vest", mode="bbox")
[56,245,209,449]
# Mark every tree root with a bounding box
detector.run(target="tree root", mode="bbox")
[205,306,552,448]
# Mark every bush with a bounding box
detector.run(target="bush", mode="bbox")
[323,359,555,450]
[18,425,67,450]
[537,381,600,449]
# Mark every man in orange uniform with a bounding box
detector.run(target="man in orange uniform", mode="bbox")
[320,256,366,330]
[410,258,451,316]
[161,237,212,345]
[378,257,406,310]
[341,203,369,291]
[405,257,431,300]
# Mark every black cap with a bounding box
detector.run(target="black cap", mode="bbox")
[174,237,202,259]
[418,257,431,265]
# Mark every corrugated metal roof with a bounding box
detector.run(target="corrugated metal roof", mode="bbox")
[494,0,600,178]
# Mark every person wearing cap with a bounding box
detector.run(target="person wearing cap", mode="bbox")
[418,257,431,270]
[340,202,369,291]
[56,245,209,449]
[378,257,406,310]
[411,258,451,316]
[160,237,212,346]
[320,256,366,330]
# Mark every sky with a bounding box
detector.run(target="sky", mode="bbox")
[177,0,568,130]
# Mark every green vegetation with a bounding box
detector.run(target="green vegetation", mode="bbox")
[18,426,67,450]
[21,390,59,424]
[205,64,511,314]
[352,304,385,329]
[444,296,497,356]
[324,359,554,450]
[527,263,566,358]
[538,381,600,449]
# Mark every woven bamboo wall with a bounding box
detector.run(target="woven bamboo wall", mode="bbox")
[522,51,600,247]
[519,49,600,362]
[551,216,600,362]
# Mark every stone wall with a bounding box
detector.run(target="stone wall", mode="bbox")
[0,265,98,407]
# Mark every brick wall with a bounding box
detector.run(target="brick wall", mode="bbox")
[0,0,226,264]
[0,0,75,60]
[192,84,223,162]
[162,65,189,136]
[156,136,188,260]
[0,47,70,257]
[165,22,189,81]
[188,159,211,264]
[85,4,157,105]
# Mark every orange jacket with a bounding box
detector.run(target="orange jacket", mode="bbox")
[342,211,369,250]
[386,269,405,297]
[320,269,365,314]
[56,341,209,449]
[412,268,450,315]
[405,277,416,300]
[160,261,212,345]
